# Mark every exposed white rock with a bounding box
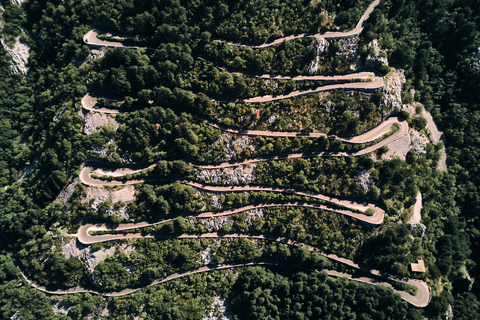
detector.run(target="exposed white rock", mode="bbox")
[381,68,405,112]
[52,300,71,315]
[365,39,389,69]
[57,178,79,206]
[62,239,135,274]
[197,241,219,265]
[202,216,234,232]
[10,313,21,320]
[445,304,453,320]
[381,130,428,161]
[196,190,224,210]
[266,114,278,125]
[211,133,256,162]
[77,109,119,135]
[84,185,135,221]
[411,223,426,237]
[11,0,25,5]
[201,296,233,320]
[471,47,480,75]
[356,169,374,194]
[308,38,329,75]
[245,208,263,226]
[196,164,256,185]
[337,36,358,55]
[410,130,428,156]
[1,37,30,74]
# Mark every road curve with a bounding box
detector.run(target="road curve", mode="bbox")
[83,30,155,49]
[81,93,121,114]
[214,75,384,103]
[216,0,381,48]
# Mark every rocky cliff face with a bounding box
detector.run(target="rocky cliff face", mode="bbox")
[1,37,30,74]
[381,68,406,112]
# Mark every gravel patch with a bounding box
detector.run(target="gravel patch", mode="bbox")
[62,239,135,274]
[196,164,256,185]
[407,192,423,225]
[420,107,447,171]
[201,296,233,320]
[84,185,136,203]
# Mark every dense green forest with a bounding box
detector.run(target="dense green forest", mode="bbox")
[1,0,480,318]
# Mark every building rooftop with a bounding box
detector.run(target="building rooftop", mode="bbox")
[411,259,426,273]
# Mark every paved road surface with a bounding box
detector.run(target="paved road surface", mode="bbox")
[198,56,376,81]
[78,197,383,245]
[81,93,121,114]
[214,75,384,103]
[216,0,381,48]
[83,30,155,49]
[200,116,401,144]
[68,228,430,307]
[14,256,428,307]
[79,169,385,224]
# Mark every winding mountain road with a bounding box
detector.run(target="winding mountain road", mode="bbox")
[216,0,380,48]
[80,170,384,224]
[82,90,403,144]
[213,75,384,103]
[83,0,379,51]
[198,56,376,81]
[77,200,378,244]
[79,117,408,186]
[70,228,430,307]
[199,116,401,144]
[15,257,429,307]
[75,0,434,309]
